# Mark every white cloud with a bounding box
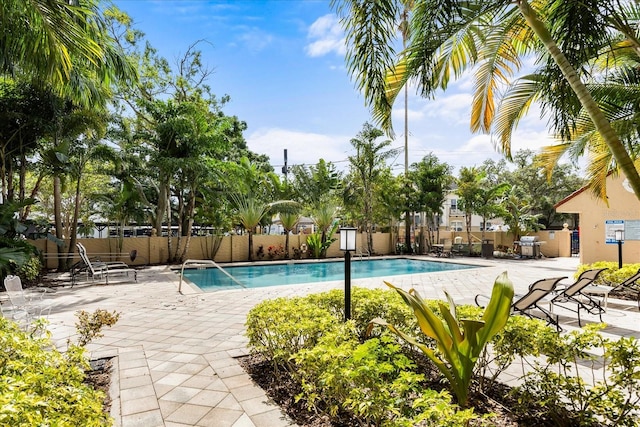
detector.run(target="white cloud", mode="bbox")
[237,28,274,52]
[246,127,352,170]
[305,14,346,57]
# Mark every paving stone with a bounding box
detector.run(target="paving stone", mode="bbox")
[165,403,211,425]
[120,395,160,416]
[160,386,201,403]
[121,409,164,427]
[197,408,243,426]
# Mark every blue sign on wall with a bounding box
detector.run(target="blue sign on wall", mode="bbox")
[605,220,624,244]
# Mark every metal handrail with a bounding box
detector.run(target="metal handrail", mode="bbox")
[178,259,245,294]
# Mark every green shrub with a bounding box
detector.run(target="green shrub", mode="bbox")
[305,288,417,339]
[75,309,120,347]
[477,315,558,392]
[245,296,339,371]
[577,261,640,285]
[515,324,640,426]
[0,317,110,426]
[15,256,42,284]
[294,324,480,426]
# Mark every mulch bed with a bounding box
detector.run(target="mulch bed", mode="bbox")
[239,353,552,427]
[85,357,114,414]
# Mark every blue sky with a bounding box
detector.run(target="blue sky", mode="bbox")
[112,0,555,175]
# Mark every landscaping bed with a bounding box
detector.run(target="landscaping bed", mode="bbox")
[244,285,640,427]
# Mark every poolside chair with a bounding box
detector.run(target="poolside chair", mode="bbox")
[74,243,137,285]
[476,276,566,329]
[3,275,52,327]
[551,268,609,326]
[610,267,640,309]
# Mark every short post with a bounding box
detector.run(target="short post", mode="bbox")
[615,229,624,269]
[340,227,357,322]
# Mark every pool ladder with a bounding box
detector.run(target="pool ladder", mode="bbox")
[178,259,245,294]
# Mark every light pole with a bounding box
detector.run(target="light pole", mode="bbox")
[615,229,624,269]
[340,227,357,322]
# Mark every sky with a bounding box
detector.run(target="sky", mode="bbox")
[111,0,559,176]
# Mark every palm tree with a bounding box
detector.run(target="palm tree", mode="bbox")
[279,212,300,259]
[232,195,296,261]
[347,123,399,253]
[1,0,136,102]
[333,0,640,200]
[312,203,338,257]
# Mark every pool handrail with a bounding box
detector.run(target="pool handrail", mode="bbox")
[179,259,246,293]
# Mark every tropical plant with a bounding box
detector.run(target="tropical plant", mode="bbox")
[501,186,545,243]
[306,222,339,259]
[332,0,640,201]
[279,212,300,259]
[232,195,296,261]
[311,204,339,257]
[409,154,453,251]
[345,122,399,253]
[369,272,514,406]
[455,167,482,251]
[0,200,38,278]
[1,0,136,103]
[289,159,343,210]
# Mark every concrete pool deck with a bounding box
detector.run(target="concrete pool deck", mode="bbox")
[34,256,640,426]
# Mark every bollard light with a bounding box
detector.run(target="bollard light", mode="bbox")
[615,229,624,269]
[340,227,357,321]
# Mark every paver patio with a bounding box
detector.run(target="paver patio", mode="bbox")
[23,256,640,426]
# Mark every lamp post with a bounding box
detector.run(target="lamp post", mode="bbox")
[340,227,357,322]
[615,229,624,269]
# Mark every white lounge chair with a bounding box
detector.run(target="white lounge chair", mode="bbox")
[74,243,137,285]
[2,275,52,327]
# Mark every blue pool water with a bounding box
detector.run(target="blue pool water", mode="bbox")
[181,258,478,291]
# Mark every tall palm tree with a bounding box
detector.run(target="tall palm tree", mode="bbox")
[333,0,640,200]
[347,123,399,253]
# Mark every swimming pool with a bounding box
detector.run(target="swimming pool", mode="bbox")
[181,258,479,291]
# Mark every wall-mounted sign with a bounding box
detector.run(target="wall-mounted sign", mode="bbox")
[625,220,640,241]
[605,220,625,244]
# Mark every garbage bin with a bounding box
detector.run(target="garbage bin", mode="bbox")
[481,239,494,258]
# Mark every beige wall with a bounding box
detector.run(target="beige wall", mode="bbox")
[437,229,572,258]
[31,226,575,269]
[556,173,640,264]
[31,232,394,268]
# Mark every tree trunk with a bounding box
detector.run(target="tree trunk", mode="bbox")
[284,232,290,259]
[20,173,44,221]
[65,173,83,269]
[518,0,640,199]
[405,210,412,254]
[248,229,254,261]
[53,175,66,271]
[179,191,197,262]
[154,179,169,235]
[465,211,473,254]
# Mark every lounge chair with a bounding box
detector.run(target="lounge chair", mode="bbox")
[2,275,52,327]
[610,267,640,309]
[74,243,137,285]
[551,268,608,326]
[476,276,566,329]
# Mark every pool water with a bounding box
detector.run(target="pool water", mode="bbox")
[181,258,478,291]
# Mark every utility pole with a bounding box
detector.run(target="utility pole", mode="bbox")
[401,5,412,254]
[282,149,288,183]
